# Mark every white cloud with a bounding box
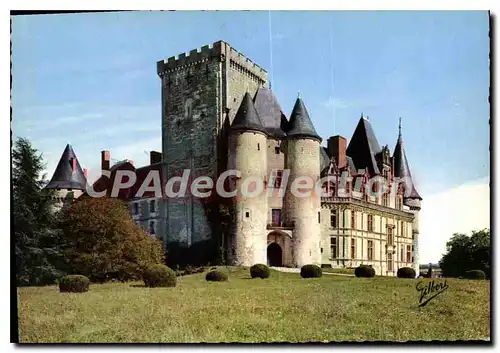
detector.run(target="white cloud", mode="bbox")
[418,177,490,264]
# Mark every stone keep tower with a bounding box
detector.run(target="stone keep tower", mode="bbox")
[157,41,268,245]
[228,93,268,266]
[283,97,322,267]
[393,124,422,277]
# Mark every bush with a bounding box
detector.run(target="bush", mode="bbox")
[61,197,165,283]
[59,275,90,293]
[205,270,228,282]
[397,267,416,279]
[464,270,486,280]
[143,264,177,287]
[300,264,322,278]
[355,265,375,278]
[250,264,270,279]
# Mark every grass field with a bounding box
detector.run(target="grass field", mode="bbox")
[17,267,490,343]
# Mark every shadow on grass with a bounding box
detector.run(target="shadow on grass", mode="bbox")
[130,284,146,288]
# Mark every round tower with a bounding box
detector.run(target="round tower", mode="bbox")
[404,198,421,276]
[283,96,322,267]
[228,92,268,266]
[393,120,422,277]
[44,144,87,211]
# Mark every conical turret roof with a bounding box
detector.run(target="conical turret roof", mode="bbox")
[230,92,267,135]
[286,96,321,142]
[393,122,422,200]
[346,115,382,175]
[45,144,87,190]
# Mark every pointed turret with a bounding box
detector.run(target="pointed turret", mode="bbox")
[45,144,87,190]
[286,96,321,142]
[392,119,422,200]
[346,114,382,175]
[231,92,267,135]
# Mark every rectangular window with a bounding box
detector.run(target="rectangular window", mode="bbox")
[345,181,351,196]
[382,193,389,206]
[132,203,139,215]
[388,227,393,245]
[330,237,337,259]
[330,209,337,228]
[149,220,156,235]
[275,146,280,154]
[407,245,412,263]
[318,212,321,223]
[400,245,404,262]
[271,209,281,226]
[351,211,356,229]
[150,200,156,213]
[387,252,393,271]
[274,170,283,189]
[401,222,405,238]
[351,238,356,259]
[368,240,373,260]
[367,214,374,232]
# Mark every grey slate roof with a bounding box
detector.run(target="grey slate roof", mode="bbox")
[45,144,87,190]
[286,97,322,142]
[320,147,330,172]
[346,116,382,175]
[253,88,287,138]
[231,92,267,135]
[393,132,422,200]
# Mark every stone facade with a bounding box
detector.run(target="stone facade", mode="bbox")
[157,41,268,247]
[154,41,421,276]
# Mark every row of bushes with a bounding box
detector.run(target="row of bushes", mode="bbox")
[58,264,488,292]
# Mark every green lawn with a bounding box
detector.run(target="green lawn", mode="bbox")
[17,267,490,343]
[322,267,355,275]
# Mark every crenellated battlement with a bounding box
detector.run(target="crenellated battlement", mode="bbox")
[157,40,268,82]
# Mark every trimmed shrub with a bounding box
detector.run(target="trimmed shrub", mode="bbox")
[300,264,322,278]
[143,264,177,288]
[250,264,270,279]
[355,265,375,278]
[59,275,90,293]
[464,270,486,280]
[206,270,228,282]
[397,267,416,279]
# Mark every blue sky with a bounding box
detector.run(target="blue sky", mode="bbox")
[11,11,490,262]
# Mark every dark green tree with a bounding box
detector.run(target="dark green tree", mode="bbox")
[13,137,64,285]
[439,229,490,278]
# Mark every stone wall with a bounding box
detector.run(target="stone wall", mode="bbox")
[283,138,322,267]
[157,41,268,247]
[229,131,268,266]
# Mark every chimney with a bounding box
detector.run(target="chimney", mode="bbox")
[101,150,110,171]
[150,151,162,164]
[327,135,347,169]
[72,158,77,172]
[83,168,88,178]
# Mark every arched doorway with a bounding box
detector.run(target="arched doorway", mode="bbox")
[267,243,283,267]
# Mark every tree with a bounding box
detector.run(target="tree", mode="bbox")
[13,137,63,285]
[60,195,164,282]
[439,229,490,278]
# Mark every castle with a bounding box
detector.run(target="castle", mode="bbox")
[46,40,422,276]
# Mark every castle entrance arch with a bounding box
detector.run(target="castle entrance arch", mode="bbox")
[267,230,292,267]
[267,243,282,267]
